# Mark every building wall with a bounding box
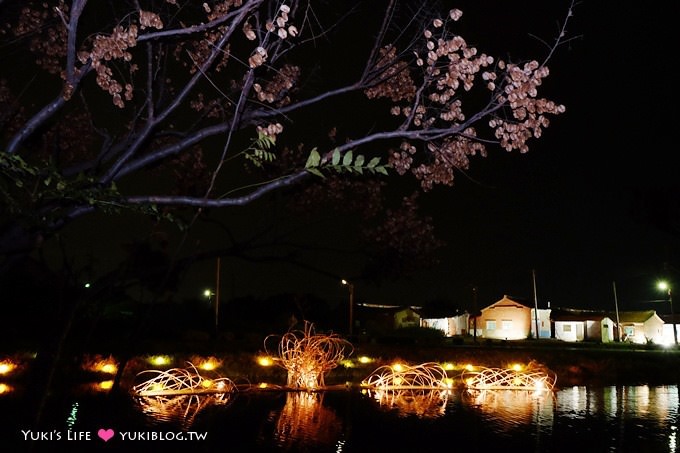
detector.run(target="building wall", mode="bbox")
[555,321,582,342]
[643,316,665,344]
[420,314,469,337]
[479,299,531,340]
[530,308,552,339]
[599,318,614,343]
[448,314,469,336]
[394,308,420,329]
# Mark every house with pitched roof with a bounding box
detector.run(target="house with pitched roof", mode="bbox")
[617,310,664,345]
[471,295,533,340]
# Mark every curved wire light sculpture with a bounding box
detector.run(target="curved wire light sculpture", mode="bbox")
[264,321,353,390]
[132,362,237,396]
[461,362,556,392]
[131,362,237,426]
[361,362,450,390]
[361,362,450,418]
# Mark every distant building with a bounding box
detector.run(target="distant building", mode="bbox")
[617,310,664,345]
[550,308,614,343]
[471,295,533,340]
[530,308,552,339]
[355,303,422,334]
[419,308,469,337]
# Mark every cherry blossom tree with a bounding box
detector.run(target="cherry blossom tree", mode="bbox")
[0,0,575,284]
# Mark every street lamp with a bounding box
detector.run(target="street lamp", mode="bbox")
[658,281,677,346]
[341,279,354,337]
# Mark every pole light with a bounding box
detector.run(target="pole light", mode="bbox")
[658,281,677,346]
[341,279,354,337]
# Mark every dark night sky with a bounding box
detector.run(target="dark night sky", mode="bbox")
[47,1,679,315]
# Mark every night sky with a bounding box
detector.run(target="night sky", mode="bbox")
[33,1,679,316]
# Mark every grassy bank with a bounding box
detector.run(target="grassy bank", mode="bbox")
[104,338,680,389]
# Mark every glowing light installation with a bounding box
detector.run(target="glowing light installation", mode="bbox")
[361,362,450,418]
[462,362,556,392]
[362,362,450,390]
[132,362,237,397]
[265,321,353,390]
[131,363,237,427]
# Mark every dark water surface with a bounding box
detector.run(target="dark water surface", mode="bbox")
[2,383,678,452]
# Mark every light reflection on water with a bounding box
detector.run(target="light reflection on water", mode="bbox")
[2,385,679,451]
[271,391,343,450]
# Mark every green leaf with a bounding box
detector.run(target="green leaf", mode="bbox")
[367,157,381,168]
[376,166,389,176]
[331,149,341,166]
[354,155,365,167]
[305,148,321,168]
[342,150,353,166]
[306,167,325,178]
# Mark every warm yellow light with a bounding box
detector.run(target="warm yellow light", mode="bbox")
[0,361,15,375]
[392,363,404,372]
[99,380,114,390]
[358,356,372,364]
[464,363,475,371]
[198,358,221,371]
[264,321,353,390]
[442,362,455,371]
[201,379,213,388]
[340,359,355,368]
[149,383,164,392]
[204,289,212,297]
[258,382,269,389]
[444,377,454,387]
[149,355,171,366]
[257,356,274,367]
[511,363,523,372]
[393,377,403,386]
[99,363,117,374]
[0,383,12,394]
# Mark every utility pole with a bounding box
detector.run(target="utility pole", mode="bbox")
[532,269,540,340]
[612,281,621,341]
[472,286,478,343]
[341,279,354,337]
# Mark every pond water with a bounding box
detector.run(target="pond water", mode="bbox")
[2,383,678,452]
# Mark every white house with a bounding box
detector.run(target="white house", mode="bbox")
[419,310,469,337]
[618,310,665,345]
[550,308,614,343]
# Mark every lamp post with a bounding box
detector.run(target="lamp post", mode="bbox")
[341,279,354,337]
[658,281,677,346]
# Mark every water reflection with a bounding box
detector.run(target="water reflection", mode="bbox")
[557,385,679,422]
[463,389,555,434]
[135,393,231,428]
[365,388,449,418]
[271,391,343,450]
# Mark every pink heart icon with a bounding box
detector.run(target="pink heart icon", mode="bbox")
[97,428,115,442]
